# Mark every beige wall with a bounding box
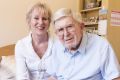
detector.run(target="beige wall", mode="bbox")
[107,0,120,61]
[0,0,79,47]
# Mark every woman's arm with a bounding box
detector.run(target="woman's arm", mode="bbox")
[47,76,57,80]
[15,41,30,80]
[113,77,120,80]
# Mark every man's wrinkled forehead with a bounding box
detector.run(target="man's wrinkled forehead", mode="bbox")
[54,16,75,28]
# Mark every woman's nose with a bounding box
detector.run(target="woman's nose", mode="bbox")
[38,18,44,25]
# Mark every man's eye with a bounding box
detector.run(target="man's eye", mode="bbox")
[34,17,39,20]
[67,26,72,30]
[58,28,63,32]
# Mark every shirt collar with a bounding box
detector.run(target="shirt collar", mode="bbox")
[64,32,88,56]
[25,32,32,44]
[79,32,87,54]
[27,32,54,59]
[43,36,54,59]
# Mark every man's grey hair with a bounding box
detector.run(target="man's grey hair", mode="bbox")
[52,8,83,25]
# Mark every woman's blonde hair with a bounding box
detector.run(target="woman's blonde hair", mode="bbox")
[26,2,52,24]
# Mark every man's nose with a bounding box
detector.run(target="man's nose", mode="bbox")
[64,28,69,36]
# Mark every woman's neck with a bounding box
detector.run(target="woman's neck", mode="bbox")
[31,33,49,58]
[32,33,49,45]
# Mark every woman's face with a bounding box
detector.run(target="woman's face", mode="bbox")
[29,8,50,36]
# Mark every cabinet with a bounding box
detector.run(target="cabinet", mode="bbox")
[80,0,102,34]
[79,0,120,61]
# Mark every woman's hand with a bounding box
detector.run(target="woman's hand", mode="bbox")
[47,76,57,80]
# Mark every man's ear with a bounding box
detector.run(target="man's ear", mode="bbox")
[53,27,57,34]
[55,30,57,34]
[55,30,58,35]
[80,22,85,30]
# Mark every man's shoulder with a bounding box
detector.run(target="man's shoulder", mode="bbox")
[53,39,64,48]
[87,33,108,44]
[52,38,65,56]
[85,33,110,50]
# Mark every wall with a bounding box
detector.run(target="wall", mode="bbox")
[0,0,79,47]
[0,0,38,47]
[107,0,120,61]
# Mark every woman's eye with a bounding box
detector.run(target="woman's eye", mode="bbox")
[42,17,48,20]
[68,26,72,28]
[67,26,73,30]
[33,17,48,21]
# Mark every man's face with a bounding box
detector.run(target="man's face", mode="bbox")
[55,16,84,51]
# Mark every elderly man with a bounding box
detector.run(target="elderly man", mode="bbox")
[49,8,120,80]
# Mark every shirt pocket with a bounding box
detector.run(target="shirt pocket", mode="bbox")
[26,59,39,79]
[25,57,39,72]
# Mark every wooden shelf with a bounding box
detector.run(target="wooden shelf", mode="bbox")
[80,1,102,33]
[81,7,102,12]
[85,23,98,26]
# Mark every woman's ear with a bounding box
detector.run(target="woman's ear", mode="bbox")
[27,19,31,30]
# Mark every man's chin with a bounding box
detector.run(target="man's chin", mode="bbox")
[65,44,79,51]
[65,45,73,50]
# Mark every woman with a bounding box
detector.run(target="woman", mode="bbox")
[15,2,55,80]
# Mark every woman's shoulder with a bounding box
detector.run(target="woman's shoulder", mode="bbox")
[15,35,31,48]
